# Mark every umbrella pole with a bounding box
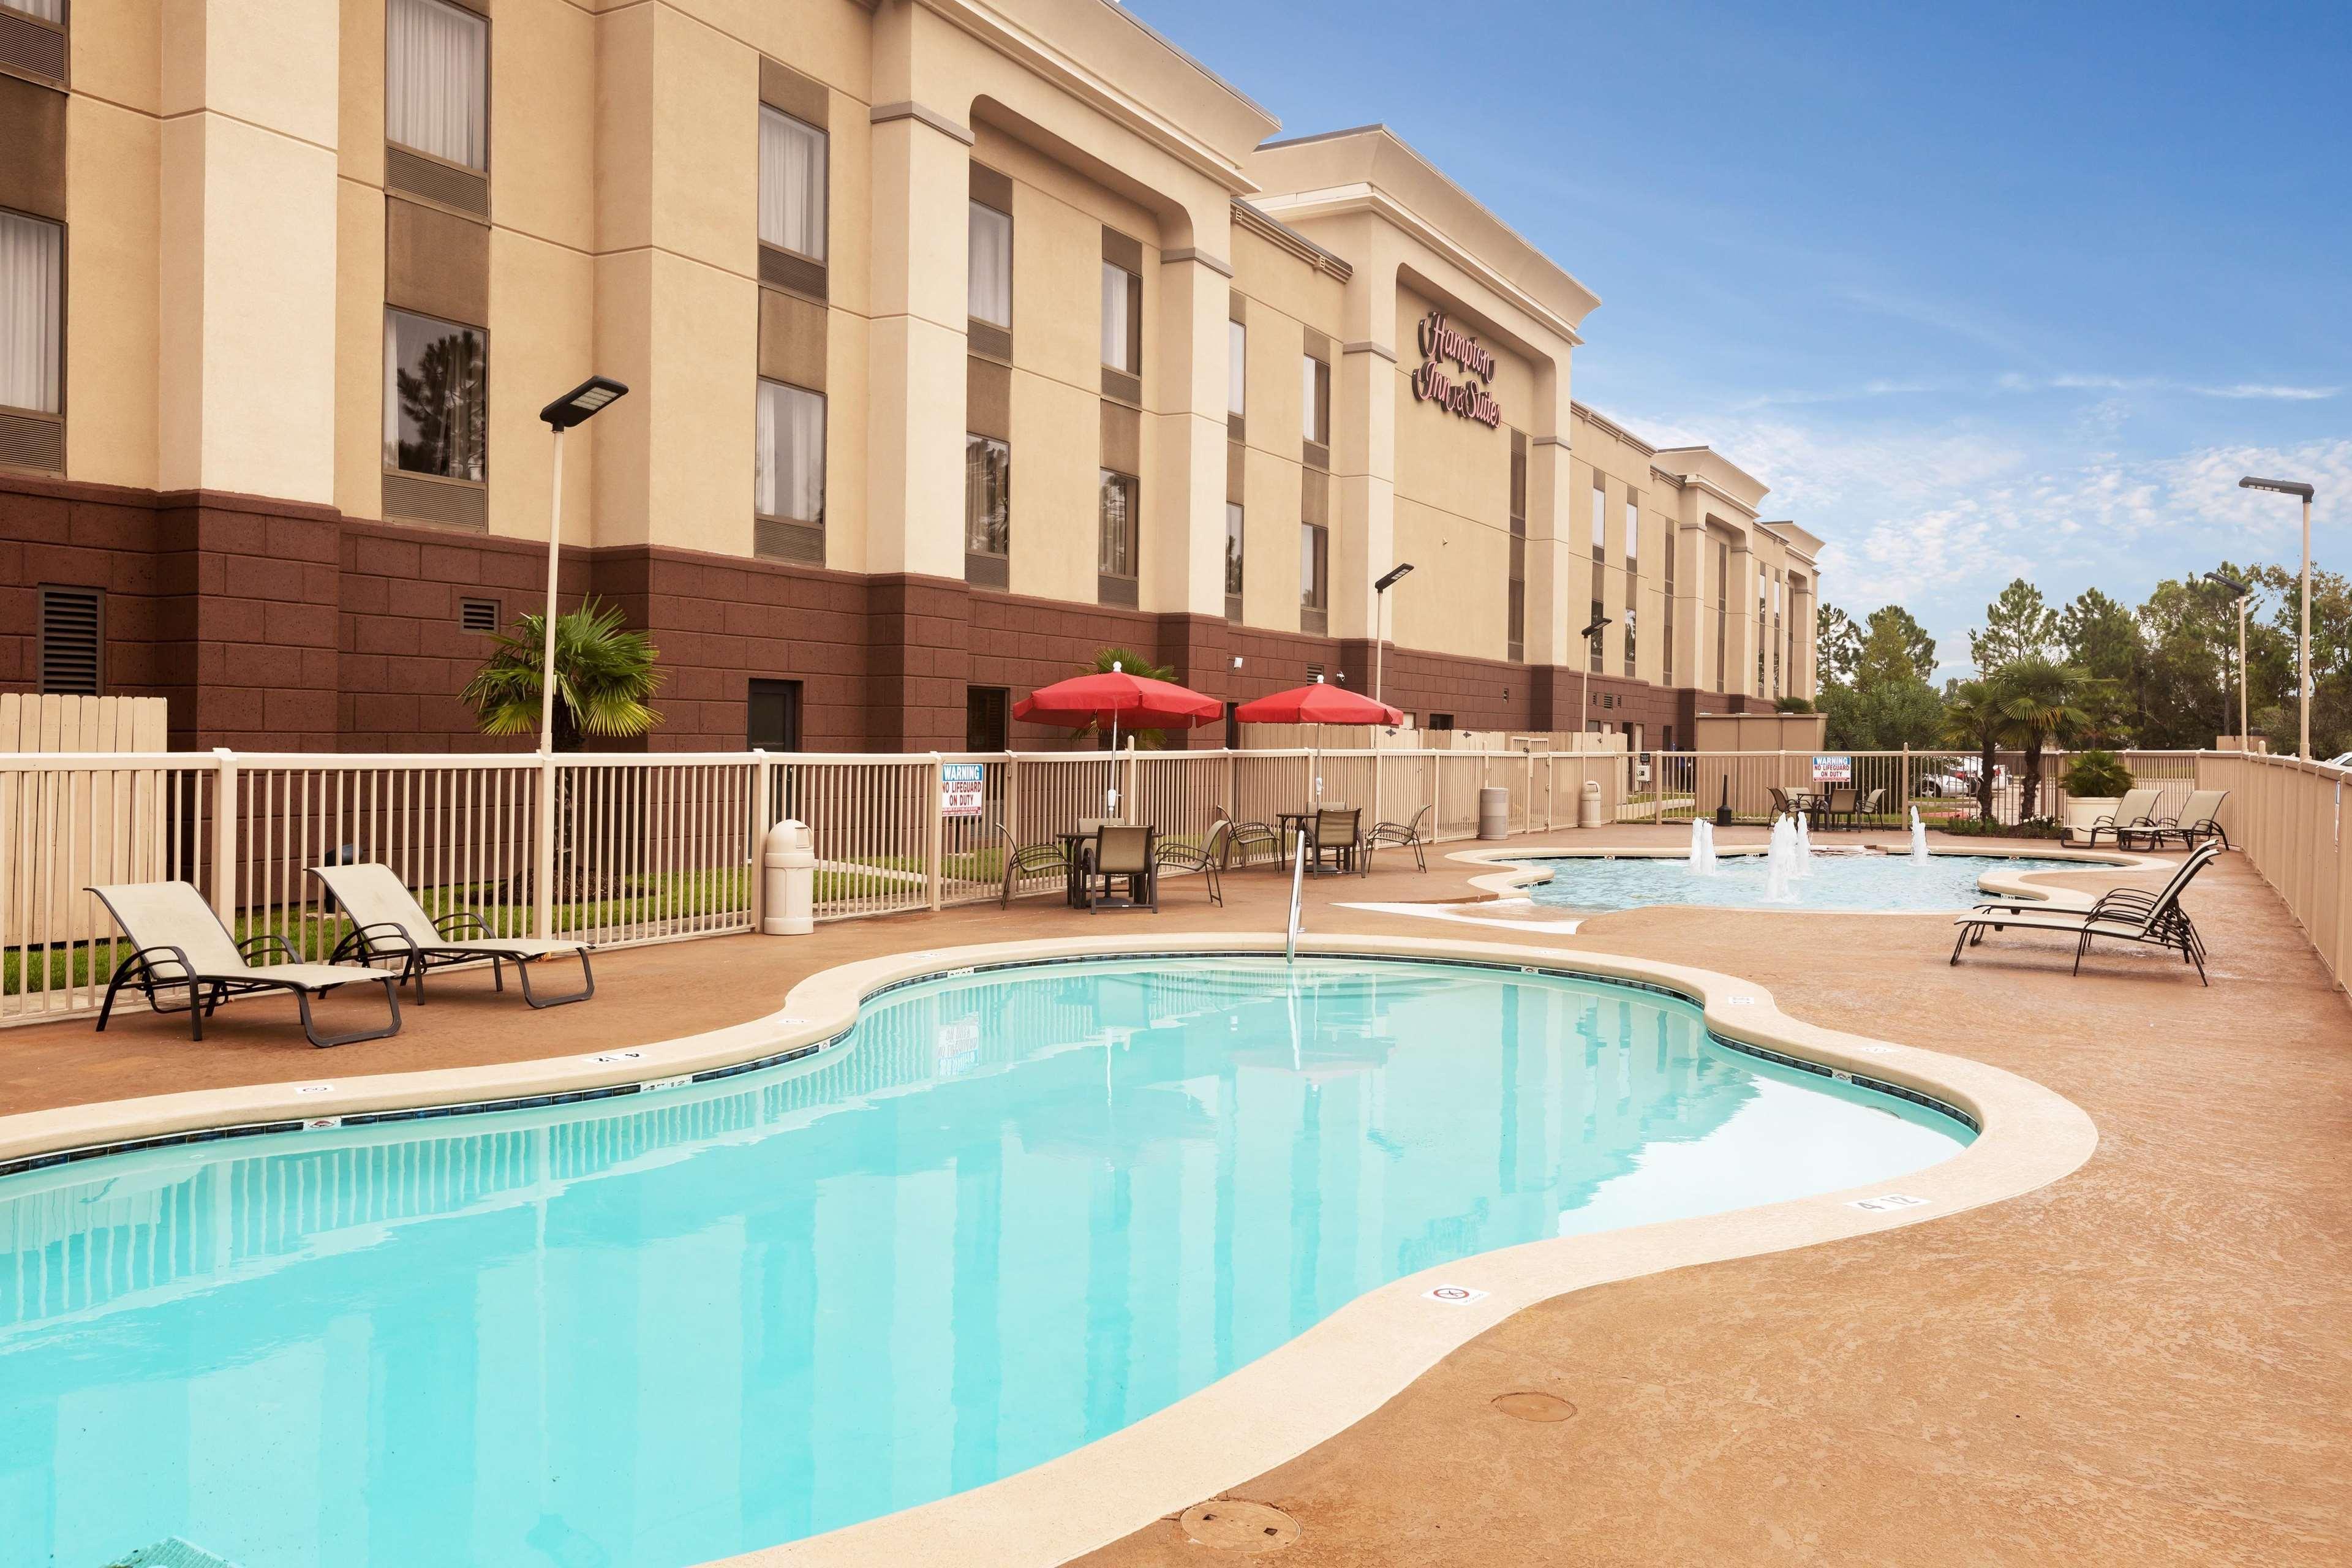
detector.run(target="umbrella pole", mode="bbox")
[1109,710,1121,817]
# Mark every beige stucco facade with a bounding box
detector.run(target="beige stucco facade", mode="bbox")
[5,0,1817,753]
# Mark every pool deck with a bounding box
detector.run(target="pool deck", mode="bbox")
[7,826,2350,1566]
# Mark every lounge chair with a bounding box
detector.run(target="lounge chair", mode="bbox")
[1950,843,2216,984]
[1155,820,1234,905]
[88,880,403,1047]
[2062,786,2162,848]
[995,816,1074,908]
[1083,823,1157,911]
[1365,803,1432,872]
[1311,807,1366,876]
[1213,804,1282,868]
[2121,788,2231,852]
[311,862,595,1008]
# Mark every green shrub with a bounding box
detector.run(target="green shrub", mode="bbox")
[2061,749,2133,799]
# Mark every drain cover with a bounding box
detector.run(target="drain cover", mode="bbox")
[1491,1390,1578,1422]
[1178,1499,1300,1553]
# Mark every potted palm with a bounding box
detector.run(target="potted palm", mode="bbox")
[2059,749,2133,837]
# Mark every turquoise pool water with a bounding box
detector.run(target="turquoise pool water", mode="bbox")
[0,956,1969,1568]
[1514,851,2092,913]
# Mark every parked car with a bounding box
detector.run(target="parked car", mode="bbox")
[1915,762,2006,797]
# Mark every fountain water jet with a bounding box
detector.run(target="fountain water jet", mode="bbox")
[1910,805,1929,863]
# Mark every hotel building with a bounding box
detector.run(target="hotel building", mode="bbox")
[0,0,1820,752]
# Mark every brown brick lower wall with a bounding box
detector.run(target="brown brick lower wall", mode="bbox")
[0,472,1758,753]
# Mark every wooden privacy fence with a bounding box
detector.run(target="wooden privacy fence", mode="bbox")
[0,742,2277,1028]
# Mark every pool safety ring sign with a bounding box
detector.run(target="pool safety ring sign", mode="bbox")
[941,763,986,816]
[1850,1194,1929,1213]
[1423,1283,1490,1305]
[1812,754,1853,783]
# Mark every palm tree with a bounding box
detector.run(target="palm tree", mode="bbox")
[1941,677,2008,821]
[1079,646,1177,750]
[1993,657,2096,820]
[461,598,664,752]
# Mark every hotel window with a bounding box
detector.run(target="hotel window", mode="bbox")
[964,434,1010,582]
[385,0,489,215]
[1302,353,1330,445]
[1300,521,1328,633]
[968,198,1011,331]
[760,105,827,265]
[0,209,64,473]
[0,0,67,88]
[1757,564,1768,695]
[1589,478,1607,673]
[383,308,486,481]
[1662,532,1677,686]
[1224,502,1245,620]
[1623,494,1640,677]
[1101,262,1140,374]
[1507,430,1527,663]
[755,379,826,563]
[1714,540,1729,693]
[1098,469,1138,606]
[1228,318,1246,423]
[966,686,1009,752]
[1773,573,1784,696]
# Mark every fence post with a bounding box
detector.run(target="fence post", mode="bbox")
[748,749,771,930]
[927,753,944,911]
[534,753,556,940]
[209,747,238,924]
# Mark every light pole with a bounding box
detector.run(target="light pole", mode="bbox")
[1578,615,1613,747]
[1372,562,1414,704]
[2203,571,2250,748]
[2239,475,2316,756]
[534,377,629,753]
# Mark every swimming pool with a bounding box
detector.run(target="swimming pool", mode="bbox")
[0,955,1970,1568]
[1511,851,2095,913]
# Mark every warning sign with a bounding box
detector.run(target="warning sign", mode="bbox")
[1811,754,1853,783]
[941,763,986,816]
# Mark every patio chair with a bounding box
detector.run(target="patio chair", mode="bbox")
[1212,804,1282,868]
[1968,841,2217,924]
[2061,786,2162,848]
[2122,788,2231,852]
[1155,820,1234,905]
[1083,823,1158,912]
[88,880,403,1048]
[1767,785,1796,820]
[1311,807,1366,876]
[1950,842,2217,984]
[1365,803,1432,872]
[311,862,595,1008]
[995,816,1074,908]
[1822,785,1859,829]
[1854,786,1887,827]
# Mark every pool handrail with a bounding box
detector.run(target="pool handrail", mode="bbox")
[1285,827,1306,964]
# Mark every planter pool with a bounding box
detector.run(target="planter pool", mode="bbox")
[0,955,1971,1568]
[1512,850,2094,913]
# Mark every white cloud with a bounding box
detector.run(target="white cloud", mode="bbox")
[2014,373,2340,401]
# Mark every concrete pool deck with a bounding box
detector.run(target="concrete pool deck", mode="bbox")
[4,826,2348,1565]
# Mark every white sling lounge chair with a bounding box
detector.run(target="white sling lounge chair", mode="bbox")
[89,880,403,1048]
[2060,786,2161,848]
[1950,843,2216,984]
[311,862,595,1008]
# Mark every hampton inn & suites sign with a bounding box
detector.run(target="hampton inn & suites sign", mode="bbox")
[1410,311,1502,429]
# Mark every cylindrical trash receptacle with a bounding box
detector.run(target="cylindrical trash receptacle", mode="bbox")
[1578,778,1604,829]
[761,819,815,935]
[1477,785,1510,841]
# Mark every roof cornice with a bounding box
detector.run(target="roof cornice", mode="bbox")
[1231,199,1353,281]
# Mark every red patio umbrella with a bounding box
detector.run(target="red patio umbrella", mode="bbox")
[1012,668,1223,755]
[1232,684,1404,728]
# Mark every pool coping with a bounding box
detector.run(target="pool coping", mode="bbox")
[1446,841,2172,914]
[0,932,2099,1568]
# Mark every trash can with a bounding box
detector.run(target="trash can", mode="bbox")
[1578,779,1604,829]
[1477,785,1510,841]
[761,819,815,935]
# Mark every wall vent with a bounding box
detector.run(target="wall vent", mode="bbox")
[37,586,103,696]
[460,598,500,633]
[383,472,488,530]
[0,411,64,473]
[0,9,68,88]
[385,144,489,218]
[755,518,826,564]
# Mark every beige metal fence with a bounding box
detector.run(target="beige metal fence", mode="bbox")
[2196,752,2350,988]
[0,742,2270,1029]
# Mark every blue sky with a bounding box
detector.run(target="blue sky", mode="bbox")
[1132,0,2350,676]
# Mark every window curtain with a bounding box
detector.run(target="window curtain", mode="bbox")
[759,109,827,261]
[1099,263,1131,371]
[0,211,62,415]
[4,0,65,21]
[1227,321,1245,417]
[968,202,1011,327]
[758,380,826,522]
[964,434,1009,554]
[386,0,486,170]
[1098,471,1134,576]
